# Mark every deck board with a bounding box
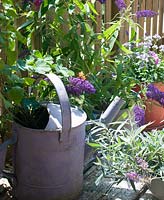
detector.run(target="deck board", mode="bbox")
[80,154,158,200]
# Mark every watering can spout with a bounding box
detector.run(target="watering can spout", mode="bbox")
[100,96,126,124]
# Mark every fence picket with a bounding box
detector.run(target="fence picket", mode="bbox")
[152,0,159,35]
[159,0,164,38]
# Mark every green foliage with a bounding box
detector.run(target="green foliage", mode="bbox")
[88,114,164,188]
[112,34,164,106]
[0,0,148,139]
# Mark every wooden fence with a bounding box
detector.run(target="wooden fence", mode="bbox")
[95,0,164,43]
[0,0,164,120]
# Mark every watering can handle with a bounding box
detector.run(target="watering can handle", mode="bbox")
[45,73,71,141]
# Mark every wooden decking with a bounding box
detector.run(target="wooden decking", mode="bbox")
[79,146,157,200]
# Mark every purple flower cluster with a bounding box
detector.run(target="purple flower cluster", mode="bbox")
[133,105,145,127]
[33,0,42,10]
[66,77,96,96]
[24,0,42,10]
[136,10,158,18]
[126,172,139,182]
[97,0,106,4]
[115,0,126,11]
[146,84,164,106]
[136,157,149,170]
[149,51,159,64]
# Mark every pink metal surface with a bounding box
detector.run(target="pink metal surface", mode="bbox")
[12,74,87,200]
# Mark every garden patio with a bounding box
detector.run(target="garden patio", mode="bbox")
[0,0,164,199]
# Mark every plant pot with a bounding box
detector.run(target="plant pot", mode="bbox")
[149,178,164,200]
[145,82,164,130]
[12,74,87,200]
[133,82,164,130]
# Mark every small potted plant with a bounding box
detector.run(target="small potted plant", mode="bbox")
[114,34,164,129]
[0,51,97,199]
[88,112,164,199]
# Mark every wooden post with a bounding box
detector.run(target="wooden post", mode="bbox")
[145,0,153,36]
[152,0,159,35]
[158,0,164,38]
[138,0,146,38]
[105,0,112,29]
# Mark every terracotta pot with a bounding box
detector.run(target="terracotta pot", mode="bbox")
[145,82,164,130]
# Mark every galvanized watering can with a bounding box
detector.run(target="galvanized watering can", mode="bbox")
[0,73,125,200]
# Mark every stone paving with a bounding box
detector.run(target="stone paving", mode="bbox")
[80,165,158,200]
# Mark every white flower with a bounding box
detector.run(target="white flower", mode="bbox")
[152,34,161,41]
[159,45,164,52]
[152,45,158,50]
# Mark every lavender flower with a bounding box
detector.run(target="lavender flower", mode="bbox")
[149,51,159,64]
[136,157,149,170]
[66,77,96,96]
[136,52,149,63]
[126,172,139,182]
[133,105,145,127]
[115,0,126,11]
[97,0,106,4]
[136,10,158,18]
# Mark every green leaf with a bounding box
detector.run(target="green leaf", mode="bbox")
[87,2,98,15]
[0,59,5,70]
[116,40,132,54]
[73,0,85,12]
[0,93,12,109]
[99,21,121,40]
[21,98,40,111]
[87,142,101,148]
[6,50,17,65]
[7,86,24,104]
[108,29,119,51]
[17,19,34,31]
[33,50,43,58]
[6,8,17,17]
[35,59,51,74]
[23,77,35,86]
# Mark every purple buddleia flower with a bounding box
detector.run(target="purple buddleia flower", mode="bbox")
[133,105,145,127]
[136,157,149,170]
[33,0,42,10]
[66,77,96,96]
[126,172,139,182]
[136,10,158,18]
[146,84,160,100]
[115,0,126,11]
[146,84,164,106]
[97,0,106,4]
